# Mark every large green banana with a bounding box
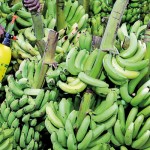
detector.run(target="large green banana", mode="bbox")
[103,54,127,81]
[130,87,149,106]
[124,122,134,145]
[67,134,77,150]
[125,41,146,62]
[76,115,91,142]
[66,47,80,75]
[116,56,149,71]
[78,72,109,88]
[112,56,140,79]
[126,107,138,130]
[92,102,118,123]
[46,102,64,128]
[57,80,87,94]
[57,128,67,148]
[133,114,144,139]
[132,130,150,149]
[120,33,138,58]
[114,119,125,145]
[78,130,93,150]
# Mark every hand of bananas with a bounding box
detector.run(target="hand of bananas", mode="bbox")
[0,0,149,150]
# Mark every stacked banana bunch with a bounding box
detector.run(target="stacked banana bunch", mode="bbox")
[45,90,119,150]
[110,105,150,149]
[0,1,33,31]
[0,59,60,149]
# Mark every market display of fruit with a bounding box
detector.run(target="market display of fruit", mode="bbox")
[0,0,150,149]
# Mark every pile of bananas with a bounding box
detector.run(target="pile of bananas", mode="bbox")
[0,0,149,149]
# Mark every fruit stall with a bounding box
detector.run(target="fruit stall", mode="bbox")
[0,0,149,149]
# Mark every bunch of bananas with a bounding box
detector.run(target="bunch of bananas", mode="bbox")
[110,105,150,149]
[0,1,33,31]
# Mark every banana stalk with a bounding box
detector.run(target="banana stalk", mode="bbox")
[56,0,66,31]
[90,0,129,78]
[35,30,58,88]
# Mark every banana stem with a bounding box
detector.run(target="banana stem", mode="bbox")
[35,30,58,88]
[31,12,45,56]
[90,0,129,78]
[56,0,66,31]
[76,90,93,129]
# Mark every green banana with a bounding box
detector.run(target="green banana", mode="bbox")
[120,33,138,58]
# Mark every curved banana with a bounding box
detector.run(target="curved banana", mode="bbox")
[57,80,87,94]
[67,134,77,150]
[130,20,141,34]
[133,114,144,139]
[120,33,138,58]
[116,56,149,71]
[132,130,150,149]
[66,47,80,75]
[130,87,149,106]
[124,122,134,145]
[78,130,93,150]
[46,103,64,128]
[92,102,118,123]
[103,54,127,81]
[76,115,91,142]
[57,128,67,148]
[112,57,140,79]
[78,72,109,88]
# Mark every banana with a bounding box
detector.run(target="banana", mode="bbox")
[138,105,150,118]
[78,14,88,30]
[126,107,138,130]
[103,114,117,130]
[83,49,98,74]
[132,130,150,149]
[137,117,150,139]
[19,132,26,148]
[76,115,91,142]
[57,128,67,148]
[89,132,111,148]
[66,47,80,75]
[120,33,138,58]
[92,102,118,123]
[103,54,127,81]
[3,107,10,122]
[112,56,140,79]
[116,56,149,71]
[133,114,144,139]
[92,124,106,141]
[130,87,149,106]
[84,33,92,51]
[7,111,16,127]
[114,119,125,145]
[124,122,134,145]
[125,41,146,62]
[108,128,121,146]
[24,27,36,42]
[11,118,19,128]
[128,67,149,94]
[19,95,28,107]
[17,10,31,19]
[26,127,34,144]
[7,75,24,97]
[46,102,64,128]
[120,146,128,150]
[136,25,147,39]
[139,96,150,108]
[21,123,29,140]
[118,104,126,134]
[75,49,88,72]
[130,20,141,34]
[67,134,77,150]
[65,118,75,137]
[0,138,10,150]
[57,80,87,94]
[94,90,117,114]
[78,72,109,88]
[64,0,72,19]
[66,1,79,22]
[139,137,150,149]
[27,139,34,150]
[40,90,50,109]
[137,80,150,94]
[10,99,19,111]
[68,5,85,25]
[78,130,93,150]
[14,127,21,143]
[67,110,78,125]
